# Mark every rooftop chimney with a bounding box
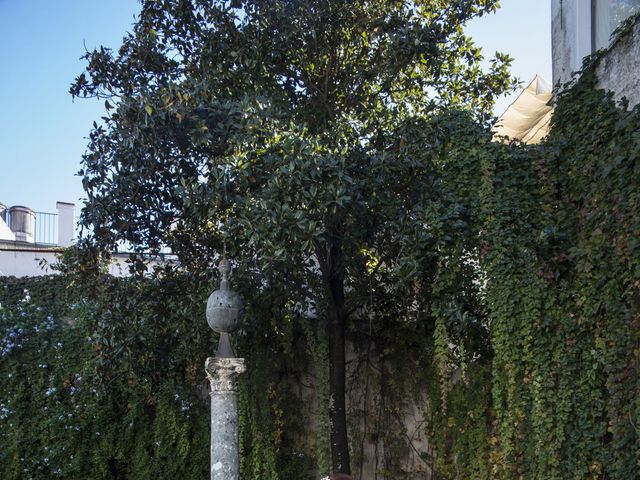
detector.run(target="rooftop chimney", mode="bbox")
[56,202,75,247]
[9,206,35,243]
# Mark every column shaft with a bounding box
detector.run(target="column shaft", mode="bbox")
[210,391,239,479]
[205,357,246,480]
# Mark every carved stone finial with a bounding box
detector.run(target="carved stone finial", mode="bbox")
[205,357,246,394]
[206,258,243,348]
[218,258,231,284]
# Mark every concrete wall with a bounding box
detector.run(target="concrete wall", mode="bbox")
[0,249,60,277]
[552,1,640,106]
[552,0,593,86]
[0,248,167,278]
[595,17,640,106]
[295,340,434,479]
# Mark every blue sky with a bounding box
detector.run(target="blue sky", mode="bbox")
[0,0,551,214]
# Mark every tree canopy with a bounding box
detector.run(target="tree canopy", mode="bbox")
[72,0,515,474]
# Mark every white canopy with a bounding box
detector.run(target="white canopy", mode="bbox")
[493,75,553,144]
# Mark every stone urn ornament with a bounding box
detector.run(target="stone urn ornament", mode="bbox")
[206,258,242,358]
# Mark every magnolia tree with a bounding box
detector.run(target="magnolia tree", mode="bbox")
[72,0,514,475]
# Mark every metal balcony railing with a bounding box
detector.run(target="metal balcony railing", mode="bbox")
[34,212,58,245]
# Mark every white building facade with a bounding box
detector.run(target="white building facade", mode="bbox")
[0,201,167,277]
[0,202,76,277]
[552,0,640,105]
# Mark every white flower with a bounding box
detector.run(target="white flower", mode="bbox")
[0,405,10,420]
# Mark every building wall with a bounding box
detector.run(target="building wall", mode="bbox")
[595,17,640,106]
[552,1,640,106]
[0,248,165,278]
[552,0,592,86]
[0,250,60,277]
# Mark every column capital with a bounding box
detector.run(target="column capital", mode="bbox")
[205,357,246,394]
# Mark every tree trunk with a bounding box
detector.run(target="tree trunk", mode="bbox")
[325,242,351,475]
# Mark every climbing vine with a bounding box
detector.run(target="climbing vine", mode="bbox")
[0,269,317,480]
[479,27,640,477]
[1,20,640,478]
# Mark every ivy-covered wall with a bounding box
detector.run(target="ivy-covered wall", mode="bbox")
[481,69,640,479]
[0,264,337,480]
[0,273,211,479]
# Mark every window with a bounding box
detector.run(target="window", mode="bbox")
[594,0,640,50]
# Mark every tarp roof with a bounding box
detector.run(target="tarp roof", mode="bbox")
[493,75,553,144]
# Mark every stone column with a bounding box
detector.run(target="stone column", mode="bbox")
[205,356,246,480]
